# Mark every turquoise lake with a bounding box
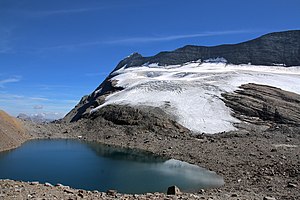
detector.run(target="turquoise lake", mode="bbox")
[0,139,224,193]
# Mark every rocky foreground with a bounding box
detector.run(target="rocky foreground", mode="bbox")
[0,179,265,200]
[0,83,299,200]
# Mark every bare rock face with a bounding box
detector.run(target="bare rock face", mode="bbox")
[221,83,300,125]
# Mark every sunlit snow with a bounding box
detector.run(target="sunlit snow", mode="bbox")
[92,62,300,134]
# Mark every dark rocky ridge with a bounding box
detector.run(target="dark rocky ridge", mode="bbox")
[64,30,300,123]
[222,83,300,126]
[114,30,300,70]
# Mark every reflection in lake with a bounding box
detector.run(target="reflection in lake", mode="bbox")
[85,142,166,163]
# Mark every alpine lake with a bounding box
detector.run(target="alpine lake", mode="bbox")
[0,139,224,194]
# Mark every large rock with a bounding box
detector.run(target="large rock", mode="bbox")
[167,185,182,195]
[106,189,117,196]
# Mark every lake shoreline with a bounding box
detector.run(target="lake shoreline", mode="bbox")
[1,119,299,199]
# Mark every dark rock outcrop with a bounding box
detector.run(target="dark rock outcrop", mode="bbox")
[114,30,300,70]
[82,104,189,136]
[222,83,300,126]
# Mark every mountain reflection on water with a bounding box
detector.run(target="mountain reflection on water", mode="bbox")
[85,142,167,163]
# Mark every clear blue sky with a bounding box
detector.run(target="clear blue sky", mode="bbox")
[0,0,299,118]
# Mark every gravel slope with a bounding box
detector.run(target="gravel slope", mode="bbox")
[0,110,29,152]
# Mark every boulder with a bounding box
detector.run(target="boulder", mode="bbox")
[44,182,53,187]
[106,189,117,196]
[167,185,182,195]
[263,197,276,200]
[287,182,298,188]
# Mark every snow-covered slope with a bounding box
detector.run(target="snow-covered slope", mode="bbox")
[91,62,300,134]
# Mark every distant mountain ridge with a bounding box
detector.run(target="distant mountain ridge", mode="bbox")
[64,30,300,124]
[17,113,54,123]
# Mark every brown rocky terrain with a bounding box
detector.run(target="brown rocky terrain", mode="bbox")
[0,110,29,152]
[0,83,299,200]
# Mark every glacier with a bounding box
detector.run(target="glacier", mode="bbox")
[91,62,300,134]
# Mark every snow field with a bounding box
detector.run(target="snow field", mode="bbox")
[92,62,300,134]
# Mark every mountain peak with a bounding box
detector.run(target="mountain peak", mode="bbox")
[127,52,143,59]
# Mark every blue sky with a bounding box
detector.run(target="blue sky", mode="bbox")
[0,0,299,118]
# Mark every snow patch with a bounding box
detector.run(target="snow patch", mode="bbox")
[94,88,102,94]
[204,57,227,63]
